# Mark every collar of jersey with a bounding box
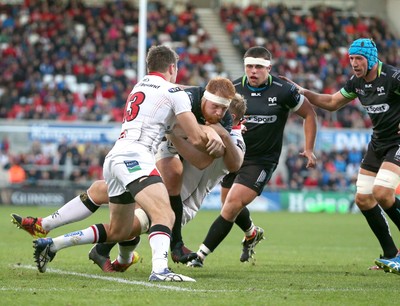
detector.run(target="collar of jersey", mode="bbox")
[241,74,272,91]
[377,61,382,77]
[148,72,166,80]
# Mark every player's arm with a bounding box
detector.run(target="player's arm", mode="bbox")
[294,98,318,169]
[280,75,351,111]
[168,132,214,170]
[302,90,350,111]
[207,123,244,172]
[176,111,225,156]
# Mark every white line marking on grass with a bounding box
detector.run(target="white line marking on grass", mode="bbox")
[12,265,384,294]
[14,264,234,292]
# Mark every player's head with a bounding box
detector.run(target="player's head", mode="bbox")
[201,77,236,124]
[146,45,179,82]
[348,38,378,72]
[243,46,272,87]
[229,93,247,126]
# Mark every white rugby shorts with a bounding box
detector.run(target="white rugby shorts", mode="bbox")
[103,146,158,198]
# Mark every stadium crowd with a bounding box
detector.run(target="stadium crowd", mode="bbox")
[219,2,399,129]
[1,1,398,192]
[0,0,221,121]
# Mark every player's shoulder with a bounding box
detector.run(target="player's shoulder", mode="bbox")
[232,76,246,88]
[270,74,292,89]
[184,86,204,106]
[380,62,400,81]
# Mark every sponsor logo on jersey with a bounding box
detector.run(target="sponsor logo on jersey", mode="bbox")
[245,115,277,123]
[365,84,372,88]
[168,87,182,93]
[137,82,160,89]
[251,92,261,96]
[363,103,389,113]
[124,160,142,173]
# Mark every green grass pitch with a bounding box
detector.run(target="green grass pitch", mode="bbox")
[1,205,400,305]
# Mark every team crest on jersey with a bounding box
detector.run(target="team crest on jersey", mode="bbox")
[168,87,182,93]
[376,86,385,96]
[268,97,277,106]
[124,160,142,173]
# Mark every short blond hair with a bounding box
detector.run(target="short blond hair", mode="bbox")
[229,93,247,124]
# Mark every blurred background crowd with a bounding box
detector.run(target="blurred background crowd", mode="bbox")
[1,0,398,191]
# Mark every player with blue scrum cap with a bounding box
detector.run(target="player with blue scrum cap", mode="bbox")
[282,38,400,274]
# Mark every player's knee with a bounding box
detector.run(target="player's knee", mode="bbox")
[108,227,133,242]
[354,193,374,210]
[88,180,109,204]
[372,185,395,208]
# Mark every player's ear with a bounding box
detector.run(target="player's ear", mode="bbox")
[168,63,176,75]
[231,113,238,124]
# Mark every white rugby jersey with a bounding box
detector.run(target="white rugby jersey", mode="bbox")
[110,73,192,155]
[180,126,245,224]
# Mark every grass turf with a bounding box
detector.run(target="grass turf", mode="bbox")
[2,205,400,305]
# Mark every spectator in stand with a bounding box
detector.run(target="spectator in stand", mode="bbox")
[8,157,26,184]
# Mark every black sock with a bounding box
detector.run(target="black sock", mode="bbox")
[203,215,234,252]
[384,197,400,231]
[95,242,117,257]
[234,207,252,232]
[170,195,183,250]
[118,236,141,247]
[361,204,398,258]
[80,192,100,213]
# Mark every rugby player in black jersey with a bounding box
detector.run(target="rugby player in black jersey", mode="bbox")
[188,46,318,267]
[282,38,400,275]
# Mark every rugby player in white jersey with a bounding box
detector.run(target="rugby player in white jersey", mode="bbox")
[11,91,246,274]
[29,45,227,282]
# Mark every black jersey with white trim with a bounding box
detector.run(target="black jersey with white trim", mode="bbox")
[340,62,400,148]
[233,74,303,164]
[184,86,233,132]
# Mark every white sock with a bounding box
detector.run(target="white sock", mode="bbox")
[148,233,170,273]
[245,224,256,238]
[117,242,138,264]
[197,244,211,261]
[41,196,95,231]
[51,225,98,252]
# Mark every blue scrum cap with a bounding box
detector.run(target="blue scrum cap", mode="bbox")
[348,38,378,70]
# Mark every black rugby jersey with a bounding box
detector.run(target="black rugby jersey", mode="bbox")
[341,62,400,148]
[233,74,302,164]
[184,86,233,132]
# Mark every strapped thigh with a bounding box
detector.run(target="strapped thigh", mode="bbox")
[356,173,375,194]
[374,169,400,190]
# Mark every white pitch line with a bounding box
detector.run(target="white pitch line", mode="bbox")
[12,264,379,294]
[14,264,234,292]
